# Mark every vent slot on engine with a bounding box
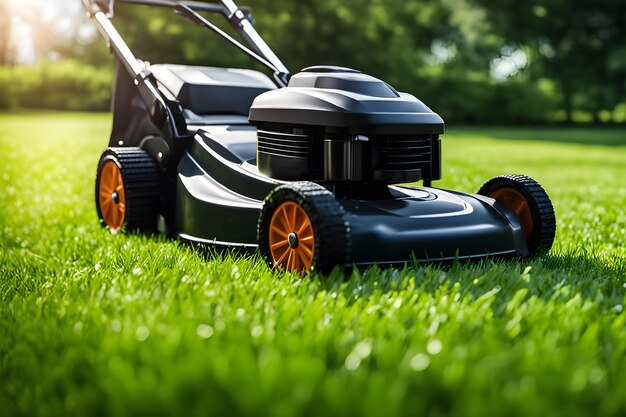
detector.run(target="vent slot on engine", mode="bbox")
[257,129,310,158]
[256,123,441,184]
[368,134,440,183]
[256,123,323,181]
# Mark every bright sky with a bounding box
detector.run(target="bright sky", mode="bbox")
[6,0,95,63]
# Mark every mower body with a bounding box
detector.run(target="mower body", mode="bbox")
[87,0,553,271]
[110,62,527,265]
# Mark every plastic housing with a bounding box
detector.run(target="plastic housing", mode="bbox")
[249,66,444,183]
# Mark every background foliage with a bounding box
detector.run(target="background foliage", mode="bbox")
[1,0,625,124]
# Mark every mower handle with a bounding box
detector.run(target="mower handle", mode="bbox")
[82,0,114,17]
[83,0,292,140]
[172,3,289,86]
[86,5,189,139]
[82,0,290,86]
[219,0,290,86]
[82,0,249,17]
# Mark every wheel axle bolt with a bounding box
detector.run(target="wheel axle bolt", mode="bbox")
[288,232,298,248]
[111,191,119,204]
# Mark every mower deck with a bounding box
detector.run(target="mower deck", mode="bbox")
[175,125,528,266]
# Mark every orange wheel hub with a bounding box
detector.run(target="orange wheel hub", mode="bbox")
[490,187,533,242]
[98,160,126,232]
[269,201,315,273]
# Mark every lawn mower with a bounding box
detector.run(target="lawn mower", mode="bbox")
[84,0,556,273]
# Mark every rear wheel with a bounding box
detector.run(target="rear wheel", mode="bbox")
[478,174,556,255]
[95,148,160,233]
[258,182,350,274]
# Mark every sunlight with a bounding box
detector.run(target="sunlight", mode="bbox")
[5,0,83,64]
[9,0,62,20]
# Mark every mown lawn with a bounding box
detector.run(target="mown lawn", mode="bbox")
[1,111,625,417]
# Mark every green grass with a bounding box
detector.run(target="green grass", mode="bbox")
[1,111,625,417]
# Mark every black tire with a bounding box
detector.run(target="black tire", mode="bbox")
[95,147,160,233]
[478,174,556,256]
[258,181,351,273]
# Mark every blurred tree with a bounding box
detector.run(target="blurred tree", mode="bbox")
[21,7,60,62]
[2,0,620,123]
[70,0,562,122]
[0,1,15,65]
[472,0,626,123]
[108,0,471,106]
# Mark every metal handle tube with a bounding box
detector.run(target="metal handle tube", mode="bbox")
[118,0,230,14]
[89,0,290,87]
[92,11,187,138]
[94,11,144,75]
[173,3,284,83]
[220,0,290,86]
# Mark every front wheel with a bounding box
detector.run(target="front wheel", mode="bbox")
[478,174,556,256]
[257,182,351,274]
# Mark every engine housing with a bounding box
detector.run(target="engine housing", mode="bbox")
[249,66,444,184]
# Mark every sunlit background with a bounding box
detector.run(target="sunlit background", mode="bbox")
[1,0,94,63]
[1,0,625,123]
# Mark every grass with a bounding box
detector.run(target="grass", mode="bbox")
[1,111,625,417]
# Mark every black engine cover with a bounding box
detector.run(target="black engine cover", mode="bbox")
[249,66,444,183]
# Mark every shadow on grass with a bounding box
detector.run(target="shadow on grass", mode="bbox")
[311,251,626,314]
[161,234,625,315]
[449,126,626,147]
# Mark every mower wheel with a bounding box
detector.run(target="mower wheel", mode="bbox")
[478,174,556,256]
[95,147,160,233]
[258,182,350,274]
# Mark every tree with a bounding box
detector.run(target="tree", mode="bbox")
[472,0,626,123]
[0,1,14,65]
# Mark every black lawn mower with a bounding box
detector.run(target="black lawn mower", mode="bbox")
[84,0,556,273]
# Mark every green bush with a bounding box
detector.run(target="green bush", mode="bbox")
[488,79,560,124]
[0,59,610,124]
[412,69,560,124]
[1,60,112,111]
[0,68,18,109]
